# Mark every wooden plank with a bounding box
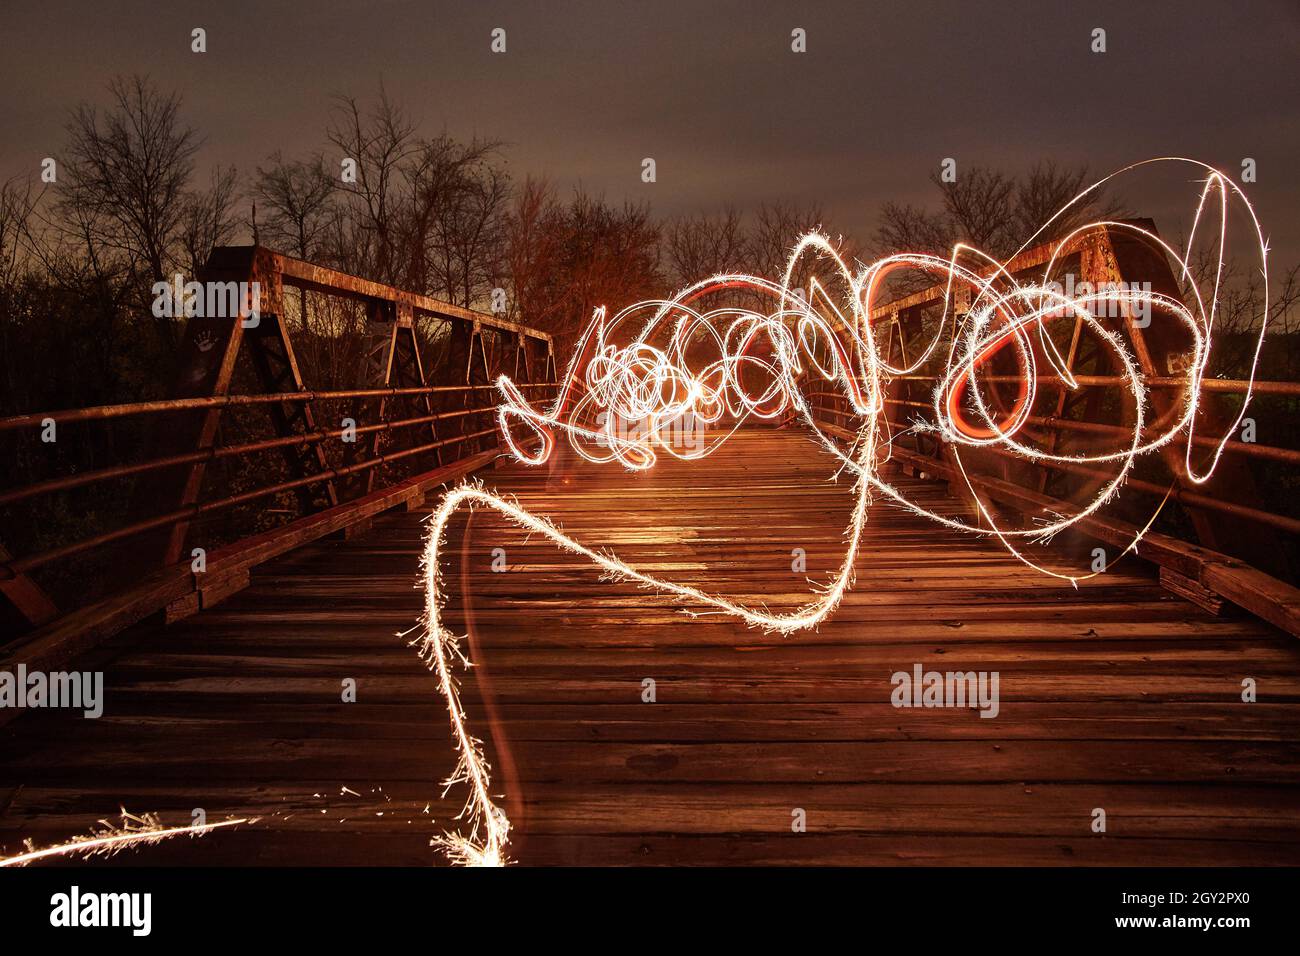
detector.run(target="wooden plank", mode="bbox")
[0,563,192,699]
[0,446,508,707]
[1161,566,1227,615]
[1,426,1298,867]
[889,446,1300,636]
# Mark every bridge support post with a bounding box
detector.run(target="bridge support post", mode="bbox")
[1089,225,1289,582]
[126,247,273,570]
[0,542,58,631]
[442,319,492,456]
[127,246,342,574]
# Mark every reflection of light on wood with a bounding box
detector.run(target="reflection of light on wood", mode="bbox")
[420,158,1274,865]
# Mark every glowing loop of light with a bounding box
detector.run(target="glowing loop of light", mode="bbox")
[0,158,1273,868]
[417,158,1274,865]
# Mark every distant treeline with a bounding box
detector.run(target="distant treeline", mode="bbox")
[3,75,1296,411]
[0,76,1296,609]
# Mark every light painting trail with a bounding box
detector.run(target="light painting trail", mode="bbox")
[0,810,255,867]
[0,158,1273,870]
[416,158,1273,865]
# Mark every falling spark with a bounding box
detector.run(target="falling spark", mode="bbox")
[417,158,1274,865]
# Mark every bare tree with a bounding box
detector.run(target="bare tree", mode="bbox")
[874,201,953,259]
[664,207,748,287]
[179,164,240,275]
[324,88,509,308]
[749,201,828,281]
[424,138,509,308]
[873,161,1128,299]
[61,76,199,280]
[1183,244,1300,383]
[935,165,1016,256]
[876,162,1126,262]
[0,177,38,404]
[503,181,661,354]
[59,75,202,349]
[325,86,417,285]
[0,177,38,289]
[1013,161,1127,249]
[503,177,568,332]
[252,153,335,260]
[562,191,661,344]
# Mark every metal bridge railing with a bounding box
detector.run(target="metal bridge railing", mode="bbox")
[0,246,558,669]
[804,223,1300,638]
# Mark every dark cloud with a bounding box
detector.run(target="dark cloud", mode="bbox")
[2,0,1297,258]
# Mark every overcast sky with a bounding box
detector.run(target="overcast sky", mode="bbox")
[3,0,1298,262]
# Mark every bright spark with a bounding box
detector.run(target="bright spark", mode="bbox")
[0,810,255,867]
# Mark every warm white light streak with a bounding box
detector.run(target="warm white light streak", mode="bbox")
[419,157,1274,865]
[0,160,1271,870]
[0,810,254,867]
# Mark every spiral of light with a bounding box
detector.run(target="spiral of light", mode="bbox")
[418,158,1274,865]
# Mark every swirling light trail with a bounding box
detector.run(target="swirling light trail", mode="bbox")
[0,158,1272,869]
[416,158,1273,865]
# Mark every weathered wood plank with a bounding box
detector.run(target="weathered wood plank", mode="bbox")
[1,426,1298,866]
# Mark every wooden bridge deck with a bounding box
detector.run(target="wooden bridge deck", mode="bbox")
[2,426,1299,866]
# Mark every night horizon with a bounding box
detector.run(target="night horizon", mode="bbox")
[4,0,1299,264]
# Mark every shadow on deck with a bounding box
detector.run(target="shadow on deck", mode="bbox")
[2,426,1299,865]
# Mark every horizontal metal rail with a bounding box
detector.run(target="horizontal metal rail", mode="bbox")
[887,373,1300,397]
[273,252,554,342]
[803,403,1300,636]
[0,408,495,507]
[865,396,1300,466]
[0,243,565,667]
[799,385,1300,529]
[0,445,516,683]
[876,417,1300,538]
[1,426,501,578]
[801,217,1300,631]
[0,383,550,432]
[806,388,1300,535]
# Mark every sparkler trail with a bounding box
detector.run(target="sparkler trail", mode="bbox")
[0,159,1272,870]
[418,158,1273,865]
[0,810,255,867]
